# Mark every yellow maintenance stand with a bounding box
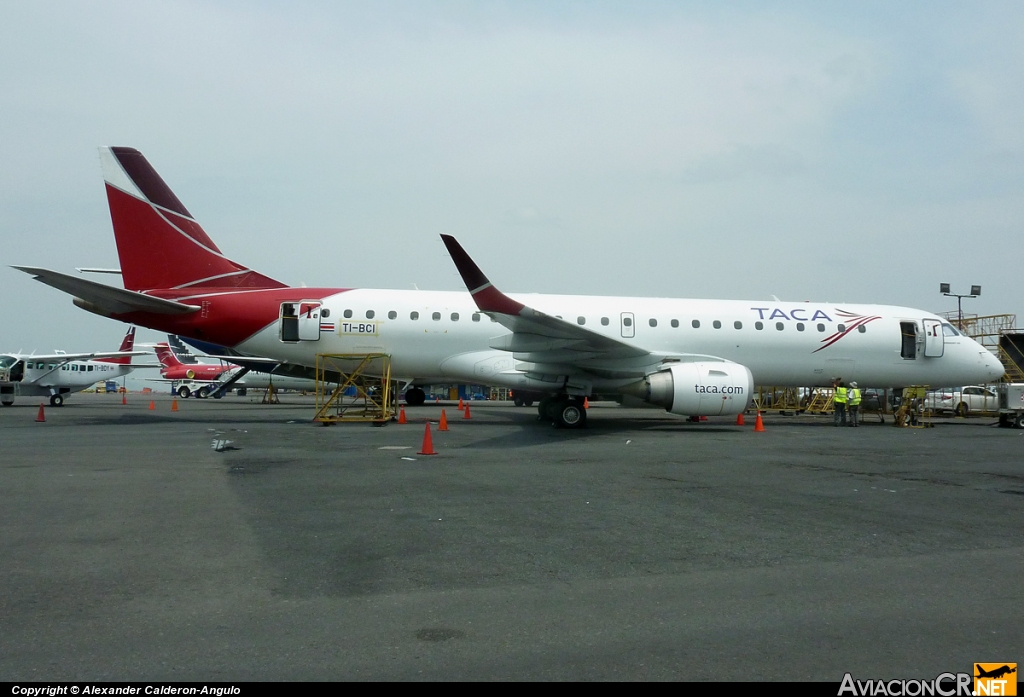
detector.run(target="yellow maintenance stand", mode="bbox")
[314,353,394,425]
[894,386,933,428]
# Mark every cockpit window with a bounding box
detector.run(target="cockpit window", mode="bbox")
[941,323,960,337]
[0,355,16,369]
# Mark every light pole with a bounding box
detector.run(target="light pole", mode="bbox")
[939,283,981,331]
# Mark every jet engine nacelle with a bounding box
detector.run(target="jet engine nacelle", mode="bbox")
[632,361,754,416]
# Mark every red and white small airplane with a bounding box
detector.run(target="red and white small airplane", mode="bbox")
[152,340,319,398]
[0,326,144,406]
[13,147,1005,427]
[154,342,236,382]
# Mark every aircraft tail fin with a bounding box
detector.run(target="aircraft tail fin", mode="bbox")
[95,326,136,365]
[154,343,183,369]
[99,147,286,292]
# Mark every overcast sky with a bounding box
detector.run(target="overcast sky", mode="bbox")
[1,1,1022,354]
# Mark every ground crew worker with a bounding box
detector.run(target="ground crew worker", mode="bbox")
[833,379,848,427]
[847,381,861,427]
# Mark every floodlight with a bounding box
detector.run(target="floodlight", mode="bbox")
[939,283,950,294]
[970,285,981,296]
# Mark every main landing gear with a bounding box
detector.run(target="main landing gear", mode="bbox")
[49,393,64,407]
[537,395,587,429]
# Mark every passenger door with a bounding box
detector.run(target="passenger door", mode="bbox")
[923,319,943,357]
[298,302,322,341]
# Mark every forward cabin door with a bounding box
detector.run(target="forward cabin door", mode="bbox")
[298,302,322,341]
[923,319,944,357]
[620,312,635,339]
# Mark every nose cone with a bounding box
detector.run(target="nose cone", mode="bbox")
[983,350,1006,382]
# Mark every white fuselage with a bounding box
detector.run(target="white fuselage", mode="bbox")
[233,290,1005,391]
[0,355,133,401]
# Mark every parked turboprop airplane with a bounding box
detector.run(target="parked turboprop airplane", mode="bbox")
[13,147,1005,427]
[0,326,144,406]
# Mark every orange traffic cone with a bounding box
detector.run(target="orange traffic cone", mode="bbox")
[584,397,590,409]
[458,397,465,411]
[121,393,127,405]
[736,413,745,426]
[754,412,765,432]
[149,400,155,411]
[171,399,179,412]
[438,409,449,431]
[35,403,45,422]
[463,404,472,419]
[418,421,437,455]
[398,405,407,424]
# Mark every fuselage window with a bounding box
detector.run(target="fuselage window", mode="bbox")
[343,309,353,319]
[432,312,441,321]
[734,321,742,330]
[623,317,632,327]
[692,320,700,328]
[472,313,481,322]
[755,321,763,330]
[410,311,419,320]
[776,322,784,331]
[601,317,609,326]
[858,325,866,333]
[321,309,330,318]
[451,313,459,321]
[88,365,93,371]
[838,324,846,333]
[388,310,397,320]
[61,365,67,371]
[72,365,78,371]
[366,310,375,319]
[713,320,721,329]
[671,319,679,328]
[649,318,657,327]
[796,323,805,332]
[577,316,586,325]
[817,323,825,332]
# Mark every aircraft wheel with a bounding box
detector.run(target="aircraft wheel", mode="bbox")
[524,399,534,407]
[1016,413,1024,429]
[177,386,190,399]
[197,387,210,399]
[405,387,426,407]
[50,394,64,407]
[955,402,968,418]
[514,396,525,407]
[537,396,555,421]
[554,399,586,429]
[237,388,247,397]
[213,391,223,399]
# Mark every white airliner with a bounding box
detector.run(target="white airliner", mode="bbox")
[0,327,145,406]
[13,147,1005,427]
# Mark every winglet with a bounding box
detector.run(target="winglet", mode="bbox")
[440,235,526,315]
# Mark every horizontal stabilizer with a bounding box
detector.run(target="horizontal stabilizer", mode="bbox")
[12,266,200,315]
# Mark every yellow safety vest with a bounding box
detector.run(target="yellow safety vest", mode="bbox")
[849,388,861,406]
[834,386,848,404]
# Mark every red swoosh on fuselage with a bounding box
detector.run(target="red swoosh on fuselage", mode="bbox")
[812,312,881,353]
[109,287,350,348]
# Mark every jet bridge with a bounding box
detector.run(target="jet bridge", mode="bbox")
[314,353,394,424]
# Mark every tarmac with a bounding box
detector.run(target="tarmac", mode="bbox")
[1,394,1022,681]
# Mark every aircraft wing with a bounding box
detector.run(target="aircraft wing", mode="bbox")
[441,235,717,379]
[12,266,200,315]
[16,351,148,362]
